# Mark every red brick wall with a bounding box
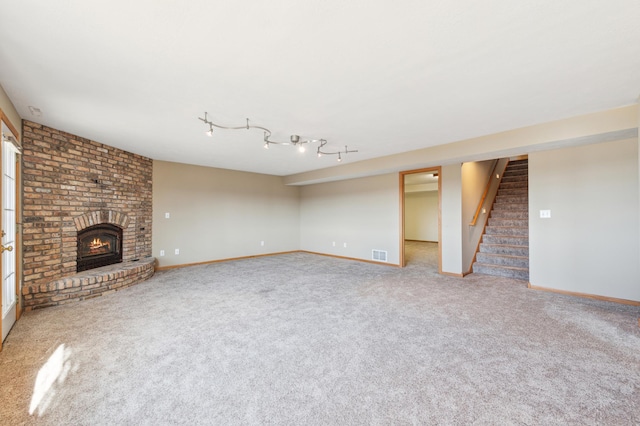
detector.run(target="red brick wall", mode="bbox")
[22,121,152,287]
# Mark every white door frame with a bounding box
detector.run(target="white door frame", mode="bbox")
[399,166,442,270]
[1,120,20,344]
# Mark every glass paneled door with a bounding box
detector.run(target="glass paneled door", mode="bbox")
[1,122,19,343]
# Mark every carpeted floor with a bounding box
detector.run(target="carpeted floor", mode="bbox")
[1,242,639,425]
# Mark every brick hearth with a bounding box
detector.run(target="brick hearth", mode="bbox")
[22,257,155,311]
[21,120,154,309]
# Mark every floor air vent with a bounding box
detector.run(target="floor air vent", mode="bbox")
[372,249,388,262]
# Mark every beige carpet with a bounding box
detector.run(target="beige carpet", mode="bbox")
[1,242,639,425]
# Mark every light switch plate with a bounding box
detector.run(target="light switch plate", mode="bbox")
[540,209,551,218]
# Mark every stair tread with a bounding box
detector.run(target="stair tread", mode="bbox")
[477,252,528,260]
[473,262,529,272]
[480,243,529,250]
[490,211,529,215]
[486,225,528,229]
[492,203,528,207]
[482,235,529,246]
[484,234,528,239]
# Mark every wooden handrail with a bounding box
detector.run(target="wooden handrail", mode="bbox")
[469,159,499,226]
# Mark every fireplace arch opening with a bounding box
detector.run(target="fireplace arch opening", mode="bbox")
[77,224,123,272]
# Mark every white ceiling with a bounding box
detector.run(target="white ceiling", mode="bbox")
[1,1,639,176]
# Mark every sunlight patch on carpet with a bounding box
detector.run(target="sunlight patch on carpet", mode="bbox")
[29,344,73,416]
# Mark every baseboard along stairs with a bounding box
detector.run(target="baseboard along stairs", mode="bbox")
[473,159,529,281]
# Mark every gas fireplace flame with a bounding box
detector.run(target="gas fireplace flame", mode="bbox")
[89,238,110,251]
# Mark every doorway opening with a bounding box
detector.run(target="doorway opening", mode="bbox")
[400,167,441,271]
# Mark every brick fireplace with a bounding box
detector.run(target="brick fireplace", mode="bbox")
[21,121,153,308]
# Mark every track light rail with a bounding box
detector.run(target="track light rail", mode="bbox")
[198,112,357,161]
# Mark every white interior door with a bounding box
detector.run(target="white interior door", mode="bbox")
[1,123,18,342]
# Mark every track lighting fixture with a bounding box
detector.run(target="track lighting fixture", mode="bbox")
[198,112,357,162]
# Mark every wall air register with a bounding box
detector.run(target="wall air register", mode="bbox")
[372,249,388,262]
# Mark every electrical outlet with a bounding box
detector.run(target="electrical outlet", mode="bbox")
[165,212,170,219]
[260,241,264,246]
[175,248,180,255]
[332,241,336,247]
[343,242,347,248]
[159,250,165,256]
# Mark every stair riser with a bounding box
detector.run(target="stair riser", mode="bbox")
[479,244,529,256]
[476,253,529,268]
[501,176,528,184]
[482,235,528,246]
[503,171,528,178]
[497,189,528,196]
[495,195,528,203]
[473,263,529,281]
[485,226,528,236]
[499,182,528,190]
[488,218,528,227]
[503,169,528,177]
[490,211,528,219]
[492,203,528,211]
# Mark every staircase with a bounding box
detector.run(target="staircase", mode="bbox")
[472,159,529,281]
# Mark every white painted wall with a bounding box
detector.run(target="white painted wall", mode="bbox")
[529,138,639,301]
[440,164,463,275]
[300,173,400,265]
[153,160,300,268]
[404,191,438,242]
